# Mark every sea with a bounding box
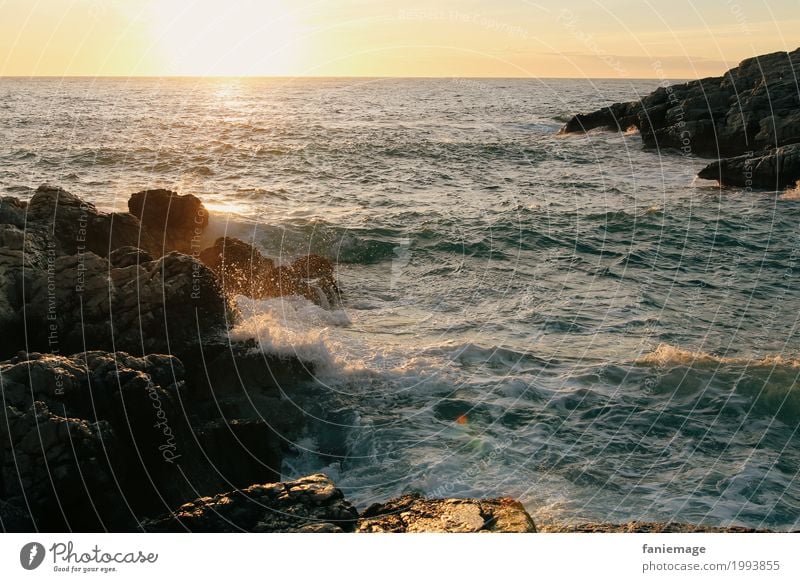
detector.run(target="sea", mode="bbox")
[1,77,799,530]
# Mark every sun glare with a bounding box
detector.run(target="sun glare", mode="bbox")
[146,0,304,76]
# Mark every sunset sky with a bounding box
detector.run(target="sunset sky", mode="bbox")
[1,0,798,78]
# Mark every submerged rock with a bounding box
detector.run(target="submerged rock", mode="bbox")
[560,48,800,188]
[356,494,537,533]
[142,474,359,532]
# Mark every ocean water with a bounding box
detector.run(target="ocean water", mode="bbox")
[2,77,799,530]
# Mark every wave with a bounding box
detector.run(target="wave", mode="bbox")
[637,344,800,370]
[421,342,556,371]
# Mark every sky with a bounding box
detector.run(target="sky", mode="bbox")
[1,0,798,78]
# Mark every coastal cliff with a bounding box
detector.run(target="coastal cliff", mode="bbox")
[560,48,800,189]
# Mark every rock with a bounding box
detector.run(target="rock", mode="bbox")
[0,196,27,228]
[24,185,155,258]
[109,246,154,268]
[193,419,281,490]
[356,494,537,533]
[0,350,295,531]
[0,498,34,532]
[198,237,276,298]
[560,48,800,188]
[199,236,339,305]
[142,474,358,532]
[22,250,233,356]
[128,189,208,256]
[0,221,52,357]
[698,143,800,189]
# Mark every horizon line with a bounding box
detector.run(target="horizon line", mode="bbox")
[0,74,687,81]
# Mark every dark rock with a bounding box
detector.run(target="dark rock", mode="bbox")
[109,246,154,268]
[198,237,276,298]
[0,350,294,531]
[194,419,281,490]
[560,48,800,188]
[357,494,537,533]
[0,223,49,357]
[0,196,28,228]
[128,189,208,256]
[142,474,358,532]
[23,250,233,356]
[199,236,339,306]
[698,143,800,189]
[24,185,155,258]
[0,498,34,532]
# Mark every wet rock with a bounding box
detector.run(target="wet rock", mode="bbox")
[128,189,208,256]
[199,236,339,305]
[560,48,800,188]
[357,494,537,533]
[698,143,800,189]
[142,474,358,532]
[199,236,276,298]
[0,351,188,530]
[0,223,48,356]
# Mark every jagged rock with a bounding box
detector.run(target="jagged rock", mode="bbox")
[142,474,358,532]
[24,185,155,258]
[560,48,800,188]
[0,351,187,530]
[199,236,339,305]
[698,142,800,189]
[0,350,294,531]
[0,196,27,228]
[199,236,276,298]
[128,189,208,256]
[23,250,233,356]
[356,494,537,533]
[109,246,154,268]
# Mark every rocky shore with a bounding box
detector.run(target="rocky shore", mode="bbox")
[0,185,775,533]
[560,48,800,189]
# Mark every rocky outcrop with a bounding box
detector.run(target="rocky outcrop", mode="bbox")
[22,249,232,356]
[143,474,359,532]
[0,185,349,533]
[697,142,800,188]
[128,189,207,256]
[199,236,339,306]
[560,48,800,189]
[0,350,295,531]
[356,494,537,533]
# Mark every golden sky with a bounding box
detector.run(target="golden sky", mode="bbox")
[1,0,798,78]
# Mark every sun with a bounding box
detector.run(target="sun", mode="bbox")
[146,0,305,76]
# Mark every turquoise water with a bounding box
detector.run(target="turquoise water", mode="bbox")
[2,77,799,529]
